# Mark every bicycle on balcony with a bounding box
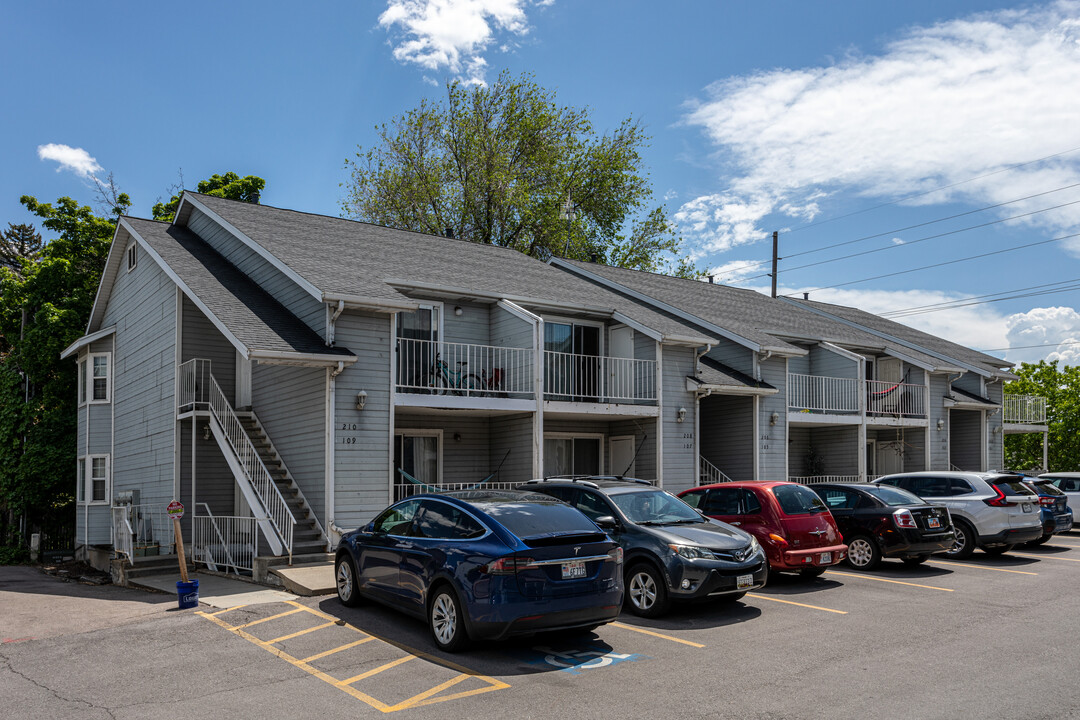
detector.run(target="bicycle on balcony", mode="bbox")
[427,353,483,396]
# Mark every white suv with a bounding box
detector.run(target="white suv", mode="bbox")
[872,472,1042,558]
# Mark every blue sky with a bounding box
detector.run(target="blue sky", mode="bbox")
[3,0,1080,365]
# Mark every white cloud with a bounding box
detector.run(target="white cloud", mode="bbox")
[1005,306,1080,364]
[37,143,102,180]
[378,0,533,85]
[678,2,1080,254]
[891,237,905,245]
[707,259,768,284]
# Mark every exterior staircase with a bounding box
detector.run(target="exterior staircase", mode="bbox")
[236,412,329,557]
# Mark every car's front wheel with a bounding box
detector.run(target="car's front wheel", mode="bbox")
[429,586,469,652]
[625,563,669,618]
[335,555,362,607]
[845,536,881,570]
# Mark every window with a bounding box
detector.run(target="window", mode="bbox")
[773,484,828,515]
[544,320,602,400]
[948,478,974,495]
[815,487,860,510]
[126,241,137,272]
[78,357,86,405]
[88,353,110,403]
[413,501,486,540]
[85,455,109,504]
[544,435,601,476]
[394,432,440,493]
[862,485,927,506]
[703,487,742,515]
[372,499,421,535]
[911,477,951,497]
[680,490,705,509]
[574,489,615,521]
[76,458,85,503]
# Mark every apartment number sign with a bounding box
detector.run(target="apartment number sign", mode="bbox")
[339,421,358,445]
[761,433,770,451]
[682,431,693,449]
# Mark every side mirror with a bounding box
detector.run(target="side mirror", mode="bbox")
[594,515,619,530]
[362,521,377,534]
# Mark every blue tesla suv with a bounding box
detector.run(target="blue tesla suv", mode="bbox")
[334,490,623,651]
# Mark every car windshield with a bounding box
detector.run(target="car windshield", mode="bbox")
[610,490,701,525]
[862,484,927,506]
[993,481,1036,497]
[773,484,829,515]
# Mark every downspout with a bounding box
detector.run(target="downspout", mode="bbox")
[328,300,345,346]
[326,360,346,542]
[755,350,773,382]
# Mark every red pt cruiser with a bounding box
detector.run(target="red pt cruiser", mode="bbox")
[678,482,847,578]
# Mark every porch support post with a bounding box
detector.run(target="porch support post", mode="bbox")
[497,300,544,478]
[1043,430,1049,472]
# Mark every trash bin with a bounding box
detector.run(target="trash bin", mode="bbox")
[177,579,200,609]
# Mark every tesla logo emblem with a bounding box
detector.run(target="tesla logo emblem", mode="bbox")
[574,546,582,555]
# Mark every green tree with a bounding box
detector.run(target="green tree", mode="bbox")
[152,172,265,222]
[343,70,699,277]
[0,223,43,272]
[1004,359,1080,472]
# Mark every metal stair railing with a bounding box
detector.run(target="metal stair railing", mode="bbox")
[194,503,252,575]
[207,374,295,560]
[699,457,734,485]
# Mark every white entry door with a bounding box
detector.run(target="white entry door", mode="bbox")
[876,442,903,476]
[609,327,634,401]
[610,436,636,478]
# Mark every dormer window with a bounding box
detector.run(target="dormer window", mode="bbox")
[126,241,137,271]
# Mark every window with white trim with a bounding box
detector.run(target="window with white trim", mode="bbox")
[544,433,603,477]
[126,241,138,272]
[78,357,87,405]
[82,455,110,504]
[76,457,85,503]
[393,431,442,499]
[89,353,110,403]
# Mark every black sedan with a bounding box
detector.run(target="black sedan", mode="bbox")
[526,477,768,617]
[334,490,623,651]
[808,483,954,569]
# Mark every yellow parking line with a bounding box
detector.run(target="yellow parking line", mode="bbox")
[746,593,848,615]
[1011,552,1080,563]
[339,656,416,686]
[300,637,375,663]
[826,570,953,592]
[927,560,1037,576]
[609,621,705,648]
[205,605,247,617]
[267,621,338,645]
[232,607,306,629]
[389,674,471,711]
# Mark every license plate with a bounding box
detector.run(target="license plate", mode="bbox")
[927,517,941,529]
[1022,503,1033,513]
[561,560,587,579]
[819,552,832,564]
[736,574,754,589]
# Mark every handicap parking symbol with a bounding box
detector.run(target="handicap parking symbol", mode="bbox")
[520,644,648,675]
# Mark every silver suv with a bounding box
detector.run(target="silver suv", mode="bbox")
[872,472,1042,558]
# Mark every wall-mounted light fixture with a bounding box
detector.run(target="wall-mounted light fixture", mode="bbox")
[202,424,211,441]
[993,425,1003,434]
[356,390,368,411]
[769,411,779,426]
[676,407,687,423]
[453,432,462,442]
[454,306,463,317]
[937,419,945,431]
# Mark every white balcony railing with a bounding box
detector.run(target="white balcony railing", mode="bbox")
[178,358,212,412]
[788,475,862,484]
[111,503,176,564]
[788,373,860,413]
[396,338,534,398]
[866,380,926,418]
[544,351,657,403]
[700,457,734,485]
[193,509,256,574]
[1004,394,1047,424]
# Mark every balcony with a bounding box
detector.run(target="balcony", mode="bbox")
[1004,394,1047,425]
[543,351,657,404]
[396,338,534,399]
[788,373,927,420]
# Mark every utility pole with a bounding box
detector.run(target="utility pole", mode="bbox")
[770,231,779,298]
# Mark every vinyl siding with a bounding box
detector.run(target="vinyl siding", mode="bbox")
[661,345,697,492]
[491,414,535,482]
[609,418,656,480]
[178,418,236,541]
[251,364,327,525]
[953,372,984,397]
[808,426,860,476]
[987,382,1004,469]
[950,409,983,471]
[929,373,951,469]
[186,207,326,338]
[101,247,177,528]
[181,296,236,404]
[810,344,857,378]
[705,341,754,376]
[699,395,754,482]
[868,428,925,474]
[491,305,534,350]
[788,427,810,477]
[441,301,490,346]
[333,311,393,527]
[633,332,656,362]
[394,416,489,482]
[758,356,788,481]
[84,505,111,545]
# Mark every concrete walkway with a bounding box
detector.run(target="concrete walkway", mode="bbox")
[270,561,335,596]
[129,573,298,608]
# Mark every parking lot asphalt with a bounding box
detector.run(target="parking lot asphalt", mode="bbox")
[5,535,1080,719]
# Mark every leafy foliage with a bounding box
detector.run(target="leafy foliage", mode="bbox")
[153,172,265,222]
[1004,360,1080,472]
[0,223,43,272]
[343,71,700,277]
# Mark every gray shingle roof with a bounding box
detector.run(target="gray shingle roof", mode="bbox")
[792,299,1012,377]
[695,356,776,392]
[128,218,354,359]
[949,385,999,406]
[558,260,949,370]
[186,193,715,344]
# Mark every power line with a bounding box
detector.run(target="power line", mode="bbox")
[789,230,1080,296]
[782,144,1080,235]
[978,339,1080,352]
[882,279,1080,318]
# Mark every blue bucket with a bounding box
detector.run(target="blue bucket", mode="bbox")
[177,579,199,609]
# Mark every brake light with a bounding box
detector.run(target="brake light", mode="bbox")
[768,533,789,547]
[482,556,535,574]
[606,547,624,564]
[983,485,1016,507]
[1040,497,1057,507]
[893,509,917,528]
